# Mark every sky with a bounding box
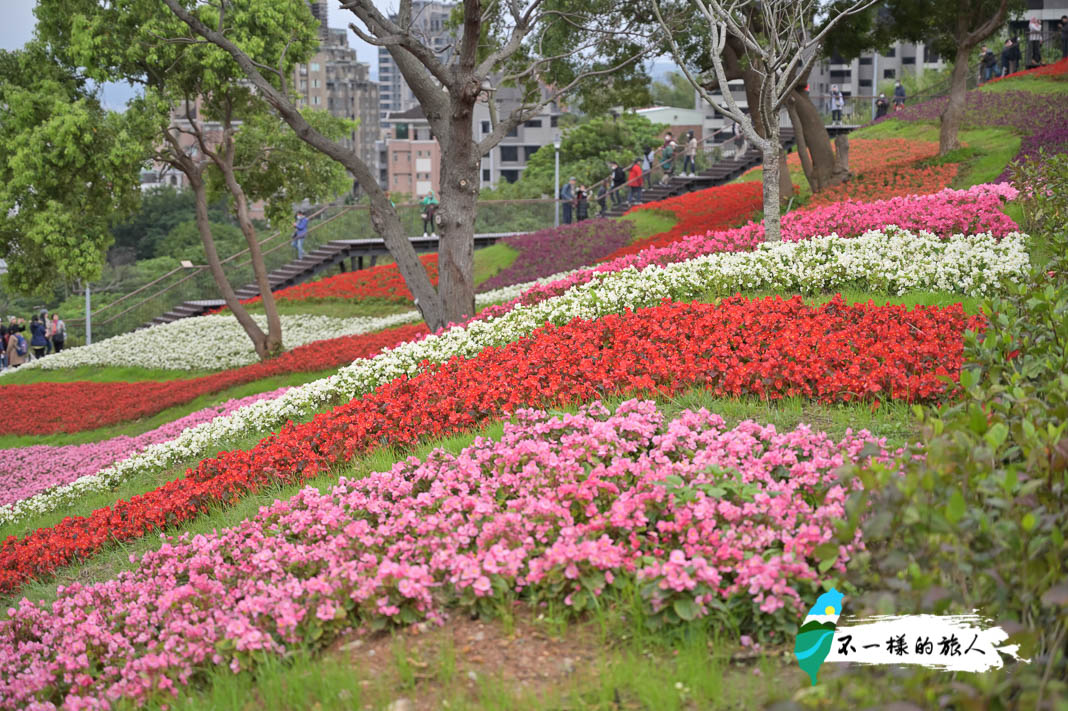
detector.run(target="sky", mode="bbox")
[0,0,387,108]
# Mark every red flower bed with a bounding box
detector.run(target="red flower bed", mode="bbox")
[603,182,765,261]
[241,254,438,307]
[807,163,960,207]
[0,323,429,436]
[0,296,979,594]
[985,56,1068,85]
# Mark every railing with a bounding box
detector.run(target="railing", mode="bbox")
[72,198,560,339]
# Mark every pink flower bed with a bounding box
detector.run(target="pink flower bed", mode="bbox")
[0,387,290,509]
[470,184,1019,324]
[0,400,890,709]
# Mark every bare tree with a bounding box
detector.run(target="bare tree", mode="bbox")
[653,0,876,241]
[162,0,649,331]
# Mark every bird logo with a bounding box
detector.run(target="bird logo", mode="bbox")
[794,588,845,685]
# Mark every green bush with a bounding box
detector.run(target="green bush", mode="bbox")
[820,149,1068,708]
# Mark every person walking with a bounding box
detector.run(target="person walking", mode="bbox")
[1029,16,1044,67]
[29,314,47,360]
[829,85,845,125]
[6,325,27,370]
[682,131,697,176]
[627,158,643,205]
[41,310,53,355]
[50,313,66,354]
[574,184,589,222]
[892,81,906,110]
[980,46,998,83]
[420,190,439,237]
[291,210,309,260]
[642,146,655,187]
[559,177,576,224]
[595,182,608,215]
[875,93,889,119]
[610,161,627,205]
[660,134,677,183]
[1060,15,1068,60]
[1000,39,1015,76]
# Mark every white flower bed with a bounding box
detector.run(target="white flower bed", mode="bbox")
[0,229,1027,527]
[5,271,576,376]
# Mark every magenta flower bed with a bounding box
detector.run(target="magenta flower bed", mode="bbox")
[471,184,1018,324]
[0,400,889,709]
[477,219,633,292]
[0,387,290,509]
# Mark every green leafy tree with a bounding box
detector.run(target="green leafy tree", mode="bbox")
[650,71,696,108]
[156,220,245,263]
[110,186,230,260]
[0,43,150,297]
[518,113,668,196]
[36,0,347,360]
[161,0,652,331]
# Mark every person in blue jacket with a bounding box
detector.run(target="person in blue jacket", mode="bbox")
[291,210,309,259]
[29,314,48,360]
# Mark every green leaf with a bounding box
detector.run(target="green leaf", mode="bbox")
[673,598,700,622]
[1021,512,1037,532]
[984,423,1008,449]
[946,488,966,524]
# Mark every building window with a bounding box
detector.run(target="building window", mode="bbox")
[500,146,519,162]
[883,68,896,79]
[300,80,307,90]
[395,123,409,139]
[924,44,939,64]
[859,79,872,87]
[481,120,490,134]
[902,56,916,64]
[829,70,851,81]
[524,145,540,161]
[506,125,518,138]
[501,169,519,183]
[482,169,490,181]
[311,63,320,71]
[550,115,559,127]
[883,47,896,58]
[313,96,321,105]
[859,56,872,65]
[312,79,320,88]
[524,119,542,128]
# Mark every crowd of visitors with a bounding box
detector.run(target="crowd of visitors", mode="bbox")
[1,312,65,370]
[558,130,702,223]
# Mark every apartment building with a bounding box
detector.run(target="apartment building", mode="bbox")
[378,0,456,127]
[380,88,563,195]
[293,21,380,186]
[809,41,948,104]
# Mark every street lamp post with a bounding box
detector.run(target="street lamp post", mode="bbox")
[553,139,561,228]
[84,282,91,346]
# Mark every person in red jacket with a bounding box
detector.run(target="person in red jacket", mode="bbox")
[627,158,643,205]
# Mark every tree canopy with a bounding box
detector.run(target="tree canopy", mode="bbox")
[0,43,151,295]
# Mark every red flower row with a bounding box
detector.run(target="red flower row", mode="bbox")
[239,254,439,307]
[0,323,429,436]
[807,163,960,207]
[0,296,979,594]
[605,182,765,261]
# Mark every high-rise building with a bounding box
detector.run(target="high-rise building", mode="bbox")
[307,0,330,40]
[294,27,381,190]
[378,0,456,127]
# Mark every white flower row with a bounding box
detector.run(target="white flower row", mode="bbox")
[5,270,578,375]
[0,229,1027,527]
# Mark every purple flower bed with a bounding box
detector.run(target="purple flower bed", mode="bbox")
[887,90,1068,181]
[477,218,633,292]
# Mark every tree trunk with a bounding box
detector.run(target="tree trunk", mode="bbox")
[940,45,973,155]
[436,95,479,327]
[789,88,850,192]
[787,99,816,190]
[778,147,793,205]
[834,134,851,174]
[216,147,283,359]
[188,171,271,359]
[762,126,782,242]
